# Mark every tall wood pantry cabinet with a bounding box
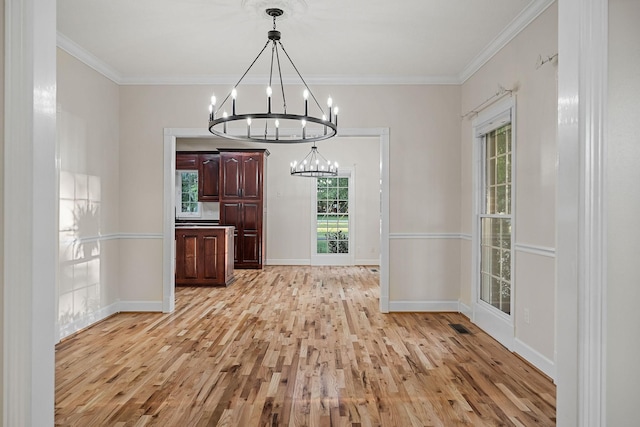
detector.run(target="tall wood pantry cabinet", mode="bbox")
[218,149,269,269]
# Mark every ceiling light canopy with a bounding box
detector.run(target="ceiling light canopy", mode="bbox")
[208,7,339,144]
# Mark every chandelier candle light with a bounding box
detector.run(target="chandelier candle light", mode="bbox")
[207,8,339,144]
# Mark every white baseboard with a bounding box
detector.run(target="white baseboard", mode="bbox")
[265,259,380,266]
[459,301,472,318]
[513,338,556,381]
[56,302,120,342]
[266,259,310,265]
[388,300,459,312]
[118,301,164,312]
[57,300,163,342]
[354,259,380,265]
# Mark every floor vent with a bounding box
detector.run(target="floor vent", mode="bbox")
[449,323,471,334]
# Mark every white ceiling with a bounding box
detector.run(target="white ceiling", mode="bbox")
[56,0,552,85]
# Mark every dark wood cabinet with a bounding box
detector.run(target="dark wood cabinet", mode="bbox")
[176,151,220,202]
[218,149,268,269]
[198,153,220,201]
[220,201,262,266]
[175,227,234,286]
[176,152,199,170]
[219,151,263,200]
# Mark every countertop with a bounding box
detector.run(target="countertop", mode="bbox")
[175,223,233,229]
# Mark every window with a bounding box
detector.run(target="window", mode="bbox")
[316,176,349,254]
[480,124,512,314]
[176,170,200,218]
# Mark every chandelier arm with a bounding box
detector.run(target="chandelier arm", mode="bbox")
[277,40,324,112]
[274,42,287,114]
[269,41,275,88]
[216,39,271,113]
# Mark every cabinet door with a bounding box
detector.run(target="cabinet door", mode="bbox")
[240,232,261,264]
[242,202,261,233]
[220,154,242,199]
[176,232,199,280]
[220,202,242,229]
[199,153,219,201]
[201,234,221,281]
[176,153,199,170]
[241,154,262,199]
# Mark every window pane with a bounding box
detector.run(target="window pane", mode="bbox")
[486,185,496,214]
[496,155,506,184]
[480,217,512,315]
[496,185,506,213]
[316,176,349,256]
[338,187,348,200]
[177,171,199,216]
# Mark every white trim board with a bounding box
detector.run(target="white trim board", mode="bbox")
[266,259,311,266]
[60,233,163,245]
[388,300,460,312]
[514,243,556,258]
[513,338,556,381]
[4,0,58,424]
[163,127,390,314]
[389,233,464,240]
[556,0,608,423]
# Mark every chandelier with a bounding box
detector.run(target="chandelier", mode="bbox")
[208,8,339,144]
[290,144,338,177]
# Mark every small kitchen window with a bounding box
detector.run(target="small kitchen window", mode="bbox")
[176,170,201,218]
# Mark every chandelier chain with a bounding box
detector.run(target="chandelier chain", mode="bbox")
[274,43,287,113]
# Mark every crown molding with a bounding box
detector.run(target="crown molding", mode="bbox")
[458,0,556,83]
[118,74,461,86]
[56,32,123,84]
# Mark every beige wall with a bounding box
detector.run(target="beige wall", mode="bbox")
[607,0,640,422]
[178,136,381,264]
[120,84,461,304]
[460,3,557,362]
[57,49,121,337]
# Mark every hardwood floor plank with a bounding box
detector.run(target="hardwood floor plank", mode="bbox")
[56,266,555,426]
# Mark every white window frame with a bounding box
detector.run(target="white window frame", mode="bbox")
[471,97,516,350]
[175,169,201,218]
[310,168,355,266]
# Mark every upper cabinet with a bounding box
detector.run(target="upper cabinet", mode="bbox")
[176,152,199,170]
[176,151,219,202]
[198,153,220,201]
[219,151,264,200]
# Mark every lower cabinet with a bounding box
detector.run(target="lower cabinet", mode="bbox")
[220,201,264,269]
[175,227,234,286]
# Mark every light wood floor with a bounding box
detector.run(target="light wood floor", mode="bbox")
[55,266,556,426]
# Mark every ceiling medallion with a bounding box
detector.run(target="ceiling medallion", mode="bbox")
[240,0,308,19]
[207,7,339,144]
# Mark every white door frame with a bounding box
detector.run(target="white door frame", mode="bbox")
[162,127,390,313]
